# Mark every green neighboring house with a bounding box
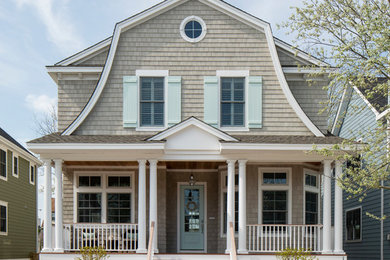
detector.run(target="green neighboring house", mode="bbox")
[0,127,41,259]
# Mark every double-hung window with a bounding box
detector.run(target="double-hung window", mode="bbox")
[346,207,361,241]
[0,149,6,180]
[259,168,291,224]
[0,201,8,235]
[140,77,164,127]
[221,78,245,127]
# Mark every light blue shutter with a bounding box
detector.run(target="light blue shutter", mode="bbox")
[248,76,263,128]
[123,76,138,128]
[167,76,182,126]
[204,76,219,127]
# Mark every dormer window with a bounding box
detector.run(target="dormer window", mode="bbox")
[140,77,164,127]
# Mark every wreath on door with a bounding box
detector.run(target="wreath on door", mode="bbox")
[186,201,198,211]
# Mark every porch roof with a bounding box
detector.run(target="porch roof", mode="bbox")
[28,132,343,145]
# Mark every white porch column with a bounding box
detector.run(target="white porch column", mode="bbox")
[334,161,344,254]
[53,159,64,252]
[238,160,248,254]
[149,160,158,252]
[322,160,332,254]
[42,159,52,252]
[226,160,236,253]
[137,160,147,253]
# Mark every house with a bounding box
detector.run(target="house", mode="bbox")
[0,127,41,259]
[27,0,348,259]
[332,81,390,260]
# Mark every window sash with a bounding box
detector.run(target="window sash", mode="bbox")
[77,193,102,223]
[13,157,18,176]
[0,205,6,233]
[262,190,287,224]
[305,191,318,224]
[0,150,6,178]
[107,193,132,223]
[346,208,361,241]
[221,77,245,127]
[140,77,164,127]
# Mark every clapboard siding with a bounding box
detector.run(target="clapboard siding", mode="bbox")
[338,91,383,259]
[288,80,328,132]
[0,153,36,259]
[58,79,98,132]
[74,0,312,136]
[384,187,390,259]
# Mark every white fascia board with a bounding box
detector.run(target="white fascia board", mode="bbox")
[352,86,379,117]
[55,38,112,66]
[331,88,349,135]
[274,38,329,67]
[282,67,336,74]
[0,136,42,165]
[62,0,324,137]
[26,143,165,151]
[147,117,238,142]
[376,109,390,120]
[46,66,103,74]
[221,143,333,151]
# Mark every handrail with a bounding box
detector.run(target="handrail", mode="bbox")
[147,221,155,260]
[229,222,237,260]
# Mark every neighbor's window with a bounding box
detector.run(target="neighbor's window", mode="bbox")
[79,176,101,187]
[221,77,245,127]
[107,193,132,223]
[346,208,361,241]
[30,165,35,185]
[0,150,6,180]
[13,157,18,177]
[140,77,164,127]
[78,193,102,223]
[0,202,7,235]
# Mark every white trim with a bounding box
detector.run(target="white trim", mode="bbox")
[219,169,238,238]
[46,66,103,74]
[29,164,36,185]
[27,143,165,150]
[61,0,325,136]
[352,86,379,117]
[0,136,41,165]
[282,67,335,74]
[135,70,169,77]
[216,70,250,77]
[345,206,362,243]
[56,38,112,66]
[177,182,207,253]
[258,167,292,224]
[221,143,344,151]
[0,148,7,181]
[180,16,207,43]
[0,200,8,236]
[73,171,135,224]
[303,169,320,225]
[12,155,18,178]
[148,117,238,142]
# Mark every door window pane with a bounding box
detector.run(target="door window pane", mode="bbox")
[184,189,200,232]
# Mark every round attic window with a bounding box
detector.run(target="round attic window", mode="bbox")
[180,16,207,43]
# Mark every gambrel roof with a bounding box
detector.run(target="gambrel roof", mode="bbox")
[49,0,329,137]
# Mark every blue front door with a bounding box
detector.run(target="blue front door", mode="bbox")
[180,185,205,251]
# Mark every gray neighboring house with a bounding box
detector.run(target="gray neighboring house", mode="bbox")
[0,127,41,259]
[332,81,390,260]
[27,0,349,259]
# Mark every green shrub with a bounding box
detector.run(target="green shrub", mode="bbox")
[75,247,109,260]
[277,248,317,260]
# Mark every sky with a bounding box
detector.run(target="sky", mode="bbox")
[0,0,304,220]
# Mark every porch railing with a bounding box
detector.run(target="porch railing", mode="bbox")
[63,223,138,252]
[247,224,322,253]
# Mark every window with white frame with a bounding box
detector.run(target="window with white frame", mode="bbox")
[75,173,134,223]
[140,77,164,127]
[221,172,239,235]
[0,201,7,235]
[221,78,245,127]
[0,149,6,180]
[259,168,292,224]
[13,156,18,177]
[304,169,320,225]
[30,165,35,185]
[346,207,361,242]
